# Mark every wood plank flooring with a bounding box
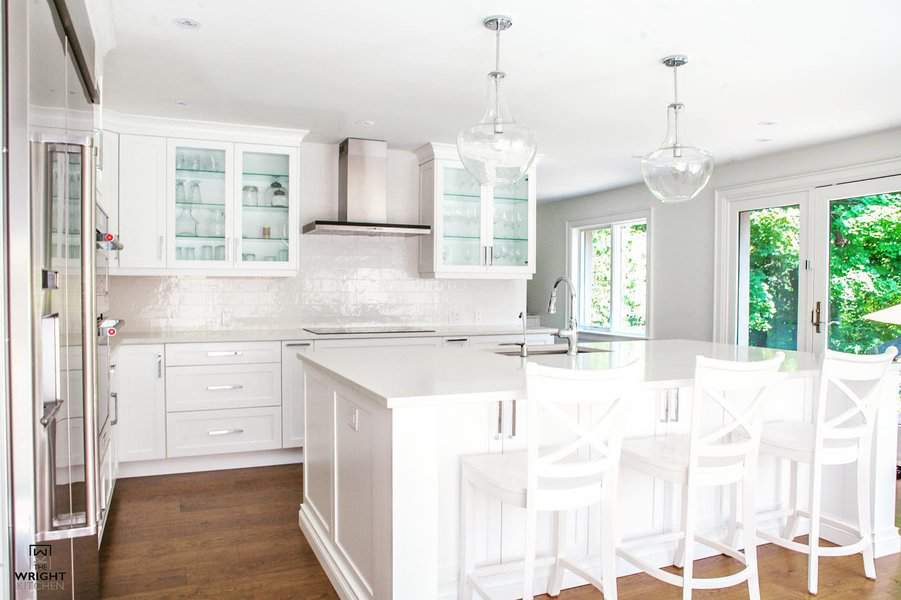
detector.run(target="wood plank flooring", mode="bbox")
[101,465,901,599]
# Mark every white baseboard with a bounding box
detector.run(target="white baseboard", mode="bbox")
[820,521,901,558]
[118,448,303,478]
[298,504,360,600]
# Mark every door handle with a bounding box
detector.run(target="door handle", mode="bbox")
[811,301,823,333]
[110,392,119,426]
[208,428,244,436]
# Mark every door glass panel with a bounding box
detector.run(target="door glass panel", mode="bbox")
[737,205,801,350]
[240,151,290,263]
[491,176,529,267]
[828,192,901,354]
[441,166,481,266]
[174,146,227,262]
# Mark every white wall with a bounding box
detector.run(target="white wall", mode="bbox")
[529,126,901,339]
[111,143,526,332]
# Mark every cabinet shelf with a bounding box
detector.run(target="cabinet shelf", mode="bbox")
[242,171,289,178]
[176,202,225,209]
[241,205,289,212]
[444,235,527,242]
[176,167,225,175]
[175,234,226,241]
[444,192,527,203]
[243,236,289,241]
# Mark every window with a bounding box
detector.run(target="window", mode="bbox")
[572,218,648,336]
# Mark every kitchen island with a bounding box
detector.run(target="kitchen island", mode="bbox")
[296,339,900,600]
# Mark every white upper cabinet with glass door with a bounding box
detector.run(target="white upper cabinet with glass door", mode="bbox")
[167,139,234,269]
[235,144,299,271]
[416,142,536,279]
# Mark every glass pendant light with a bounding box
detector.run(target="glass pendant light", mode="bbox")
[457,15,537,187]
[641,55,714,203]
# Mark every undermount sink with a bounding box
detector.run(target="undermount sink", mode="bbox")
[495,345,610,357]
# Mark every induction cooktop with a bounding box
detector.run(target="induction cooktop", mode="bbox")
[303,326,437,335]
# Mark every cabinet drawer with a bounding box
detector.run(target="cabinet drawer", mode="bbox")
[167,406,282,457]
[165,341,281,366]
[167,363,281,412]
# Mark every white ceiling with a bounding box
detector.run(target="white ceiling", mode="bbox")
[102,0,901,201]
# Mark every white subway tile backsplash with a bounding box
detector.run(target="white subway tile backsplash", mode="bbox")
[111,235,525,332]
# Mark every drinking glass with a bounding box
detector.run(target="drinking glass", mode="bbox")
[189,180,202,204]
[215,245,226,260]
[184,247,196,260]
[242,185,259,206]
[175,180,186,203]
[201,245,213,260]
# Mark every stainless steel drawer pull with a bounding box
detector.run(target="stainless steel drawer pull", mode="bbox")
[207,351,243,357]
[446,338,468,343]
[285,342,312,347]
[206,384,243,391]
[207,428,244,436]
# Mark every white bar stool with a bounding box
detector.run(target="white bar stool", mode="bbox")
[757,347,898,595]
[617,353,786,600]
[458,359,642,600]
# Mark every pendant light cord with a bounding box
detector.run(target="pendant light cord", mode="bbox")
[671,64,681,151]
[493,27,503,133]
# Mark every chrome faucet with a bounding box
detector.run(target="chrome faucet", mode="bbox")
[547,276,578,355]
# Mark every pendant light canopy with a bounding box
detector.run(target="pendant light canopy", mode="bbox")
[457,15,537,187]
[641,55,714,203]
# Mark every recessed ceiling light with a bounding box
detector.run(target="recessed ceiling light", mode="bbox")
[757,121,777,126]
[355,120,375,127]
[175,100,189,107]
[173,17,201,30]
[756,137,773,143]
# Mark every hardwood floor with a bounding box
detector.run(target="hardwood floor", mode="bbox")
[101,466,901,599]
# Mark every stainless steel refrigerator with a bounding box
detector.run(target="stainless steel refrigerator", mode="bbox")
[7,0,109,598]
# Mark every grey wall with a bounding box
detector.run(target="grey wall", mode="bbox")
[529,126,901,340]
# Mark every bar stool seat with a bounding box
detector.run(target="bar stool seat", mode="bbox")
[621,435,749,485]
[760,421,859,464]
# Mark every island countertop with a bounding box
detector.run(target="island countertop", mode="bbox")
[296,338,820,408]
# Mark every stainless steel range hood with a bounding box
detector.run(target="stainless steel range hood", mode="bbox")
[303,138,431,236]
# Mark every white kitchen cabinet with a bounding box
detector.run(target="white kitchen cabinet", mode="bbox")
[107,113,307,277]
[235,144,299,271]
[117,134,167,270]
[166,363,282,412]
[304,367,336,536]
[116,344,166,462]
[167,139,234,269]
[282,340,313,448]
[166,406,282,458]
[416,142,537,279]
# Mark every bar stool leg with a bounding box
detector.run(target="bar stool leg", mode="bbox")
[783,459,800,541]
[459,475,474,600]
[807,461,823,595]
[547,510,567,597]
[742,469,761,600]
[857,437,876,580]
[522,505,538,600]
[601,479,619,600]
[681,484,696,600]
[673,482,689,568]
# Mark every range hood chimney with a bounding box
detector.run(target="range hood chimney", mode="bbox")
[303,138,431,236]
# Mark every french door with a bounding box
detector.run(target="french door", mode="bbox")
[725,176,901,356]
[810,175,901,355]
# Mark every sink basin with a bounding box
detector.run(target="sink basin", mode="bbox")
[495,345,609,357]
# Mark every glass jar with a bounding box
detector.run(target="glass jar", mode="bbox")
[242,185,259,206]
[270,180,288,207]
[176,207,198,236]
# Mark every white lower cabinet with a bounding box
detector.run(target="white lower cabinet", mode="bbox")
[303,368,335,534]
[167,406,282,458]
[166,363,281,412]
[116,344,166,462]
[282,340,313,448]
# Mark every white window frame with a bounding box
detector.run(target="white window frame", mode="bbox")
[713,155,901,350]
[565,209,652,338]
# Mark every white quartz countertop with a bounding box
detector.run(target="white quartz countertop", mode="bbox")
[297,338,820,408]
[117,324,558,345]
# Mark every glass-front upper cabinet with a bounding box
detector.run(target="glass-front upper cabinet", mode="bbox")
[439,164,483,268]
[490,176,532,268]
[167,139,233,267]
[416,142,536,279]
[235,144,298,271]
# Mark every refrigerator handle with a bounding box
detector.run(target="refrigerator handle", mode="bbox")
[80,143,99,536]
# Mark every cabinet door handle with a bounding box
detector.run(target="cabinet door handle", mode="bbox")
[489,246,494,265]
[285,342,312,347]
[811,301,823,333]
[110,392,119,426]
[207,351,243,357]
[349,407,360,432]
[208,428,244,436]
[496,400,503,439]
[156,353,163,379]
[446,338,468,343]
[206,384,243,391]
[509,399,517,438]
